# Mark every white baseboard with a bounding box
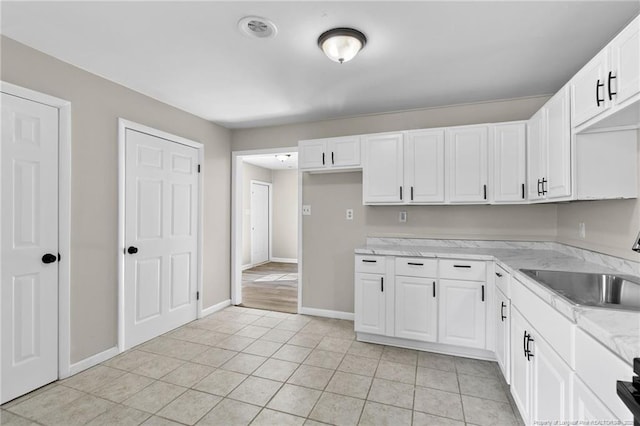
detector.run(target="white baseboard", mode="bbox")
[201,299,231,317]
[64,346,119,378]
[241,264,253,271]
[300,307,354,321]
[270,257,298,264]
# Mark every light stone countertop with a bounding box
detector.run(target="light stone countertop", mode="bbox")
[355,240,640,366]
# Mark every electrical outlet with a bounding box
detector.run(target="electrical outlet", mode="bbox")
[399,211,407,223]
[302,205,311,216]
[346,209,353,220]
[579,222,586,239]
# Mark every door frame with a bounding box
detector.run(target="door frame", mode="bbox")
[249,180,272,267]
[117,118,204,353]
[231,147,300,310]
[0,81,72,384]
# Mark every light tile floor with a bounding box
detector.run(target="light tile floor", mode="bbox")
[1,306,525,426]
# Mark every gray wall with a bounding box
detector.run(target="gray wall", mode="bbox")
[272,169,298,260]
[2,36,232,363]
[242,163,272,266]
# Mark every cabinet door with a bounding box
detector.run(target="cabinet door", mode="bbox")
[438,279,486,348]
[571,50,609,127]
[526,109,546,201]
[328,136,361,167]
[609,16,640,105]
[447,126,488,203]
[510,308,532,424]
[573,376,617,422]
[531,330,573,424]
[355,272,386,335]
[395,276,438,342]
[495,289,510,384]
[299,139,327,169]
[493,123,526,202]
[362,133,404,203]
[546,87,571,200]
[405,129,445,203]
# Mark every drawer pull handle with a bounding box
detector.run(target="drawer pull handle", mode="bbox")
[381,277,384,292]
[481,285,485,302]
[453,264,471,268]
[432,281,436,297]
[500,302,506,321]
[407,262,423,266]
[495,272,503,277]
[361,259,377,263]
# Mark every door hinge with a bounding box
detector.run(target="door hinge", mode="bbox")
[197,164,201,173]
[196,291,200,300]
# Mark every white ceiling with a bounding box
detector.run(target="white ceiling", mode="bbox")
[243,152,298,170]
[2,2,639,129]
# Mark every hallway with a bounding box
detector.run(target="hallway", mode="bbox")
[241,262,298,314]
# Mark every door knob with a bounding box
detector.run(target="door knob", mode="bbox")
[127,246,138,254]
[42,253,57,264]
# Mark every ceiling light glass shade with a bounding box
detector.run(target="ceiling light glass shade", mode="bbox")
[318,28,367,64]
[275,154,291,162]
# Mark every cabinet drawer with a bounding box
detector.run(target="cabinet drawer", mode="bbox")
[440,259,486,281]
[355,255,386,274]
[494,264,510,297]
[395,257,437,277]
[575,328,633,422]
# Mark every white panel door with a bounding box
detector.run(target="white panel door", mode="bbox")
[362,133,404,203]
[447,126,488,203]
[573,376,617,422]
[526,109,546,201]
[531,330,573,424]
[405,129,445,203]
[354,272,385,335]
[298,139,327,169]
[328,136,360,167]
[510,307,532,424]
[1,93,59,404]
[495,288,510,384]
[251,182,269,265]
[571,50,609,127]
[438,279,486,348]
[395,276,437,342]
[493,123,526,202]
[124,129,198,350]
[546,87,571,200]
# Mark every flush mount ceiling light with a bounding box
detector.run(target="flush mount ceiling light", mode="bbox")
[318,27,367,64]
[275,154,291,162]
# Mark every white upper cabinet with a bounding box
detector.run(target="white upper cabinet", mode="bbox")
[527,87,572,202]
[571,15,640,129]
[447,126,488,203]
[404,129,445,203]
[362,133,404,204]
[492,122,526,203]
[545,87,572,200]
[299,136,360,170]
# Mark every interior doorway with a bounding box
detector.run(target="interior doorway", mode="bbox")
[232,148,299,314]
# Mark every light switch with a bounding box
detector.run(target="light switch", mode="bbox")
[302,205,311,216]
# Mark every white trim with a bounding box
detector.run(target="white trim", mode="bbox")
[242,264,254,271]
[297,169,303,314]
[65,346,119,378]
[117,119,204,353]
[231,147,299,308]
[356,332,497,361]
[0,82,73,383]
[299,307,355,321]
[250,180,272,266]
[201,299,232,318]
[270,257,298,264]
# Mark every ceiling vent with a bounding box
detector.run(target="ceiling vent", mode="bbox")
[238,16,277,39]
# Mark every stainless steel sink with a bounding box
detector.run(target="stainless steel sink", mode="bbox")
[519,269,640,311]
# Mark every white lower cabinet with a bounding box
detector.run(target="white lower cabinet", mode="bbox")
[395,276,437,342]
[354,272,386,335]
[438,279,486,349]
[510,307,572,424]
[573,376,617,421]
[495,287,510,383]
